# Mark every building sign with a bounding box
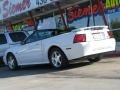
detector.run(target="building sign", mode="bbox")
[12,22,26,32]
[55,14,67,29]
[66,1,104,23]
[106,0,120,9]
[0,0,58,20]
[36,0,56,6]
[105,0,120,14]
[3,0,31,18]
[25,18,35,26]
[38,17,56,29]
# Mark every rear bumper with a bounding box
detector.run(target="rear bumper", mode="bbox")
[65,38,116,60]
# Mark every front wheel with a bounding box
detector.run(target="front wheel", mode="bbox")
[49,48,69,69]
[7,54,18,70]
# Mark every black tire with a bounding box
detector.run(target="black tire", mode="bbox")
[48,48,69,69]
[7,54,19,70]
[0,57,5,67]
[88,55,102,63]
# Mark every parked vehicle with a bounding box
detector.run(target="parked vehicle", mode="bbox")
[0,31,28,62]
[3,26,116,70]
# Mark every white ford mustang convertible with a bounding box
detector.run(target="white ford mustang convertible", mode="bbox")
[3,26,116,70]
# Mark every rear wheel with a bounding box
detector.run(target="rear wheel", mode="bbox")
[7,54,18,70]
[49,48,69,69]
[88,55,102,63]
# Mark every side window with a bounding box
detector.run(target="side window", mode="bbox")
[37,31,51,39]
[25,32,39,44]
[24,30,56,44]
[0,34,7,45]
[37,31,54,40]
[9,32,27,42]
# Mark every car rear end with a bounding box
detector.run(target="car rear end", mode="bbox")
[68,26,116,60]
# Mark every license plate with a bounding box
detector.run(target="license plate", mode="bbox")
[92,33,105,41]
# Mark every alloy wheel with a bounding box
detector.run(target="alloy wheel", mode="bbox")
[51,51,62,68]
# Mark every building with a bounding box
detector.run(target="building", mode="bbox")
[0,0,120,41]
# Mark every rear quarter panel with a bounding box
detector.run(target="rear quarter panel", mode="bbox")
[41,32,75,61]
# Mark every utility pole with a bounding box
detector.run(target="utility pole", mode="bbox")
[90,0,95,26]
[97,0,108,26]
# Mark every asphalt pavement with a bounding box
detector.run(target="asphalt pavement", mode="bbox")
[0,57,120,90]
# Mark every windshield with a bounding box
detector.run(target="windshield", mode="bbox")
[9,32,27,42]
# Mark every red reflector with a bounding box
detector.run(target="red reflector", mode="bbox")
[73,34,86,43]
[107,31,113,38]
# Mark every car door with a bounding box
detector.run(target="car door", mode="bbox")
[17,31,43,65]
[0,34,9,57]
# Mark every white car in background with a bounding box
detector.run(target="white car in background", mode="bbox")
[0,32,28,62]
[3,26,116,70]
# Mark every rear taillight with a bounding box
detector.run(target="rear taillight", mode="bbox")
[73,34,86,43]
[107,31,113,38]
